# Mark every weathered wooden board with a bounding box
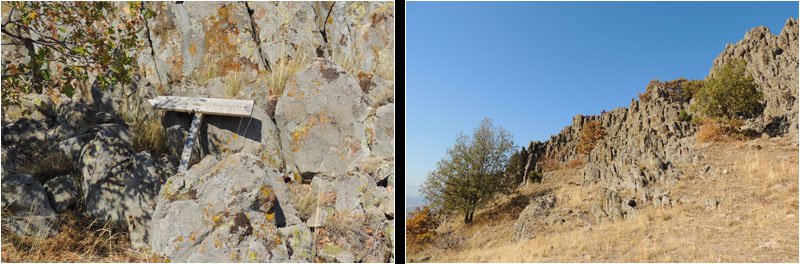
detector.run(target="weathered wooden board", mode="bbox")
[148,96,254,117]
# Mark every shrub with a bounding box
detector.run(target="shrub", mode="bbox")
[566,158,584,169]
[664,78,704,103]
[434,230,465,250]
[638,91,651,103]
[696,120,723,145]
[528,170,543,183]
[678,110,692,122]
[692,59,762,120]
[539,158,560,172]
[577,121,606,155]
[406,206,439,245]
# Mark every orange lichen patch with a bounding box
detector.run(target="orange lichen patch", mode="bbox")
[167,52,184,84]
[190,43,196,56]
[201,4,259,76]
[290,112,332,152]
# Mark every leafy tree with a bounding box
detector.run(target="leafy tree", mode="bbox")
[1,1,155,109]
[406,206,439,245]
[692,59,763,120]
[576,121,605,155]
[421,118,516,223]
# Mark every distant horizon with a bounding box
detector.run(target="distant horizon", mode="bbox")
[406,1,799,194]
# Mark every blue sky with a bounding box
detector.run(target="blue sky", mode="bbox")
[406,1,798,198]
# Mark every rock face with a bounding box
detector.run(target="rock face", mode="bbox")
[151,153,292,262]
[709,17,799,140]
[1,173,58,237]
[511,18,798,240]
[276,58,370,176]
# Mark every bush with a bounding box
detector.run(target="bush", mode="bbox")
[406,206,439,245]
[678,110,692,122]
[664,78,704,103]
[692,59,762,120]
[528,170,543,183]
[434,230,465,250]
[566,158,584,169]
[539,158,560,172]
[696,120,723,145]
[577,121,606,155]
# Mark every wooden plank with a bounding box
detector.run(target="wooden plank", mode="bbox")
[148,96,254,117]
[178,113,203,172]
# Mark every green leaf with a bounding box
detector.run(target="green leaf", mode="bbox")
[58,27,66,33]
[62,82,75,97]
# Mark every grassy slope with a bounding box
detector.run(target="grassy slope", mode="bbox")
[409,136,799,262]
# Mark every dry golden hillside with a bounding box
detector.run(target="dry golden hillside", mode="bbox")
[408,136,799,262]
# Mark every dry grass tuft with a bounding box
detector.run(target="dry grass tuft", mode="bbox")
[130,112,167,157]
[1,210,152,262]
[224,71,244,99]
[263,44,308,98]
[18,151,74,184]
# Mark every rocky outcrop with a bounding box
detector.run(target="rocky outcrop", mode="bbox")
[709,17,799,139]
[276,58,370,177]
[512,18,798,237]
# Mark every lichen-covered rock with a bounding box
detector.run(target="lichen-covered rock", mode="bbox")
[150,153,295,262]
[326,2,395,79]
[513,193,556,242]
[43,175,80,213]
[1,173,57,237]
[369,103,395,160]
[248,1,322,67]
[79,133,160,248]
[276,58,369,176]
[147,2,267,86]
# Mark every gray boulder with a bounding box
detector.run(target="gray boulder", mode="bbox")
[276,58,370,176]
[513,193,557,242]
[79,133,160,248]
[1,173,58,237]
[150,153,296,262]
[43,175,80,213]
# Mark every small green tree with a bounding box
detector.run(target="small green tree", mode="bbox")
[421,118,516,223]
[692,59,762,120]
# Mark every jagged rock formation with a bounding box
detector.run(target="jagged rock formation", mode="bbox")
[512,18,798,239]
[711,18,799,139]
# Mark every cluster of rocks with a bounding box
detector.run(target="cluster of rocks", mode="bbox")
[2,1,394,262]
[512,18,798,240]
[2,95,172,248]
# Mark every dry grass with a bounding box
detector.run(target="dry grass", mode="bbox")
[696,120,724,146]
[18,151,74,184]
[130,112,167,157]
[1,210,156,262]
[224,71,244,99]
[410,137,799,262]
[263,43,308,98]
[189,62,217,86]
